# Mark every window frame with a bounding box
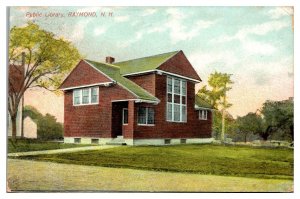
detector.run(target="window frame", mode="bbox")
[137,107,155,126]
[199,109,208,120]
[166,76,187,123]
[73,86,99,106]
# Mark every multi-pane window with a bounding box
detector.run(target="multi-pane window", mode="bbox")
[82,88,90,104]
[138,107,155,125]
[199,109,208,120]
[91,87,98,103]
[166,76,187,122]
[73,87,99,105]
[73,90,81,105]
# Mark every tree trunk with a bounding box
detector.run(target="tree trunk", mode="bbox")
[244,133,248,143]
[11,115,17,142]
[290,124,294,141]
[221,109,225,142]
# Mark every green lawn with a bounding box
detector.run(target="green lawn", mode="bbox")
[8,139,92,153]
[12,144,293,180]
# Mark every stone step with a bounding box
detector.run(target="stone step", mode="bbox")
[106,137,126,145]
[106,142,127,145]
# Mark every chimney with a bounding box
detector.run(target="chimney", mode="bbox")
[105,56,115,64]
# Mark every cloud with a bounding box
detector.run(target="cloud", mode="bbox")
[141,8,157,16]
[241,39,276,55]
[94,27,107,36]
[165,8,217,44]
[267,7,293,19]
[189,50,239,76]
[214,20,289,43]
[114,15,129,22]
[70,19,92,42]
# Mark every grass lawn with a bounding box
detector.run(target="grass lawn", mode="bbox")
[8,159,293,192]
[8,139,92,153]
[12,144,293,180]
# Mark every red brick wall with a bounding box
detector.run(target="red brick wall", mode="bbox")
[123,101,135,139]
[64,83,136,138]
[126,73,156,95]
[133,74,212,139]
[60,60,112,89]
[158,51,201,81]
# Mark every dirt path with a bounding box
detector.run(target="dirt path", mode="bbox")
[7,145,119,157]
[7,159,293,192]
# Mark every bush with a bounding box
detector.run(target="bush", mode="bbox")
[23,106,63,140]
[38,113,63,140]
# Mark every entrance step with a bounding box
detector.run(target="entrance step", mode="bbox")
[106,137,126,145]
[106,142,127,145]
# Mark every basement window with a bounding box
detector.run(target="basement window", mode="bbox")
[74,138,81,143]
[180,139,187,144]
[164,139,171,145]
[91,139,99,144]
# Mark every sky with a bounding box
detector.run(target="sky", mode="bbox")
[9,6,294,122]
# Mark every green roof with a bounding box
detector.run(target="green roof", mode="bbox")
[85,59,158,102]
[195,95,213,109]
[115,51,179,75]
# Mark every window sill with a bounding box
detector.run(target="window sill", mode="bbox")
[123,124,128,126]
[166,120,187,123]
[137,124,155,126]
[73,103,99,106]
[199,118,208,120]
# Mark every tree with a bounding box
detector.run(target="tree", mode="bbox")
[197,72,234,142]
[8,22,81,141]
[236,113,263,143]
[260,99,294,141]
[23,105,63,140]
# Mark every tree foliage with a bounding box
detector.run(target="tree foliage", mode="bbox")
[261,99,294,141]
[197,71,234,141]
[8,22,81,141]
[23,105,63,140]
[235,113,264,142]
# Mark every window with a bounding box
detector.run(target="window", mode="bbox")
[91,139,99,144]
[138,107,155,125]
[82,88,90,104]
[73,90,81,105]
[123,108,128,125]
[199,109,208,120]
[73,87,99,106]
[164,139,171,144]
[91,87,98,103]
[166,76,187,122]
[74,138,81,143]
[180,139,187,144]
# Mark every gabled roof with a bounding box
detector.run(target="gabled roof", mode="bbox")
[84,59,158,102]
[114,51,180,75]
[195,95,214,109]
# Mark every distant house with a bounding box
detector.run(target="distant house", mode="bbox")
[23,116,37,139]
[60,50,213,145]
[8,63,24,138]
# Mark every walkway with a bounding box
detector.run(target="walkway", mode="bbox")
[7,145,119,157]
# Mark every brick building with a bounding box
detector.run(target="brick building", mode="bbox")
[60,50,213,145]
